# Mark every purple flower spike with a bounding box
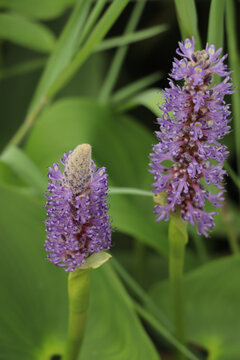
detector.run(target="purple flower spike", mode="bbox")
[45,144,111,272]
[150,38,233,236]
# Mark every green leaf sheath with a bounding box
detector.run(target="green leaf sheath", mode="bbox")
[174,0,201,49]
[63,269,90,360]
[169,214,188,359]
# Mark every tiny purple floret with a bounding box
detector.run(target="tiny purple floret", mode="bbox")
[150,37,233,236]
[45,144,111,271]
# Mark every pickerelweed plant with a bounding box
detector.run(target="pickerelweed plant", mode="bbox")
[150,37,232,353]
[45,143,112,360]
[150,37,232,237]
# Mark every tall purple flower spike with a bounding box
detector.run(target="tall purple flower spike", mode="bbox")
[45,144,111,272]
[150,37,233,236]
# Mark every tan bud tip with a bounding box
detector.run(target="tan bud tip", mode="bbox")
[63,143,92,194]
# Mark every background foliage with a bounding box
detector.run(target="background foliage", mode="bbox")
[0,1,240,359]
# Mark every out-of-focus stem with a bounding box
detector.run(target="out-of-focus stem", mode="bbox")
[8,97,48,147]
[133,239,146,285]
[221,203,239,254]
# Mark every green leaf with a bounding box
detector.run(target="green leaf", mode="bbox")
[99,0,146,101]
[0,13,55,53]
[0,145,46,193]
[45,0,132,101]
[76,0,109,48]
[174,0,201,49]
[0,183,159,359]
[110,194,168,256]
[0,0,74,20]
[28,0,89,115]
[207,0,225,49]
[150,256,240,359]
[24,97,169,256]
[96,24,168,52]
[82,263,160,360]
[134,303,199,360]
[117,88,164,117]
[25,98,152,188]
[112,258,200,360]
[112,72,162,104]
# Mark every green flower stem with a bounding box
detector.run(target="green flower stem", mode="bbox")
[63,269,90,360]
[169,213,188,360]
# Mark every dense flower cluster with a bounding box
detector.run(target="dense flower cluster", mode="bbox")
[150,37,232,236]
[45,144,111,271]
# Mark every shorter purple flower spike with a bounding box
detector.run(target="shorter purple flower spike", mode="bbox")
[45,144,111,272]
[150,37,233,236]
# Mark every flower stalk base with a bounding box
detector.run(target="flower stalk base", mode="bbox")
[63,269,90,360]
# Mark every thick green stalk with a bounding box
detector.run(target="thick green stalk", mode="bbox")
[169,214,188,360]
[63,269,90,360]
